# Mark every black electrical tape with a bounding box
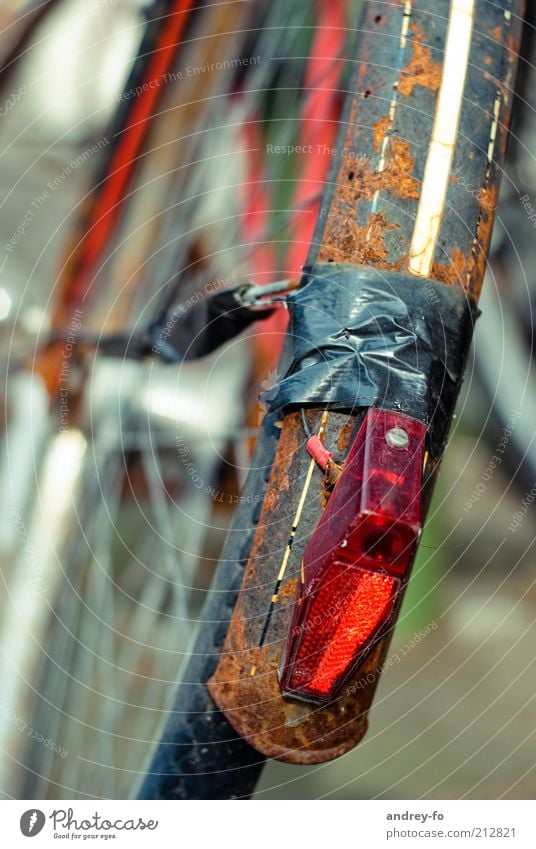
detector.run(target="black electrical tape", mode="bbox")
[262,262,479,459]
[148,289,275,362]
[92,290,275,362]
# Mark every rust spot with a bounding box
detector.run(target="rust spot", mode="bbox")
[319,140,418,268]
[324,460,342,488]
[388,138,421,199]
[373,114,391,152]
[344,142,419,203]
[506,32,518,56]
[431,167,500,298]
[490,25,502,42]
[483,55,493,66]
[337,419,355,452]
[319,212,398,266]
[333,152,374,204]
[209,622,384,764]
[263,415,300,512]
[431,183,500,298]
[208,410,390,764]
[320,477,331,509]
[471,186,499,299]
[279,578,298,600]
[479,186,498,213]
[398,24,442,97]
[431,247,472,287]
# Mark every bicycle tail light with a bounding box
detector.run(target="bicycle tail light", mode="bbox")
[279,408,426,705]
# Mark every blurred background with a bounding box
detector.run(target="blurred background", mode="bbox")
[0,0,534,800]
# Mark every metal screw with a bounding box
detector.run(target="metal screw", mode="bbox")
[385,427,409,450]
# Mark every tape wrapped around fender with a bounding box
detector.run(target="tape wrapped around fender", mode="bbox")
[263,262,479,458]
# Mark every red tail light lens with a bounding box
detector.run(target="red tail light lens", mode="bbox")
[279,408,426,704]
[284,563,397,699]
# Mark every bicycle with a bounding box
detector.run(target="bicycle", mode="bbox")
[0,0,529,801]
[137,0,527,799]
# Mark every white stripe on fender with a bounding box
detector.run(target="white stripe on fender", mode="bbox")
[408,0,475,277]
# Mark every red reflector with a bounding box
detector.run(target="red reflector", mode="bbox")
[286,564,397,700]
[280,408,426,704]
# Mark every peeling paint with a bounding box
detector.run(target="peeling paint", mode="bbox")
[398,23,442,97]
[319,211,399,266]
[318,140,418,267]
[431,246,472,286]
[373,114,392,152]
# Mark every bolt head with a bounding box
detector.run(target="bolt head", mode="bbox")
[385,427,409,450]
